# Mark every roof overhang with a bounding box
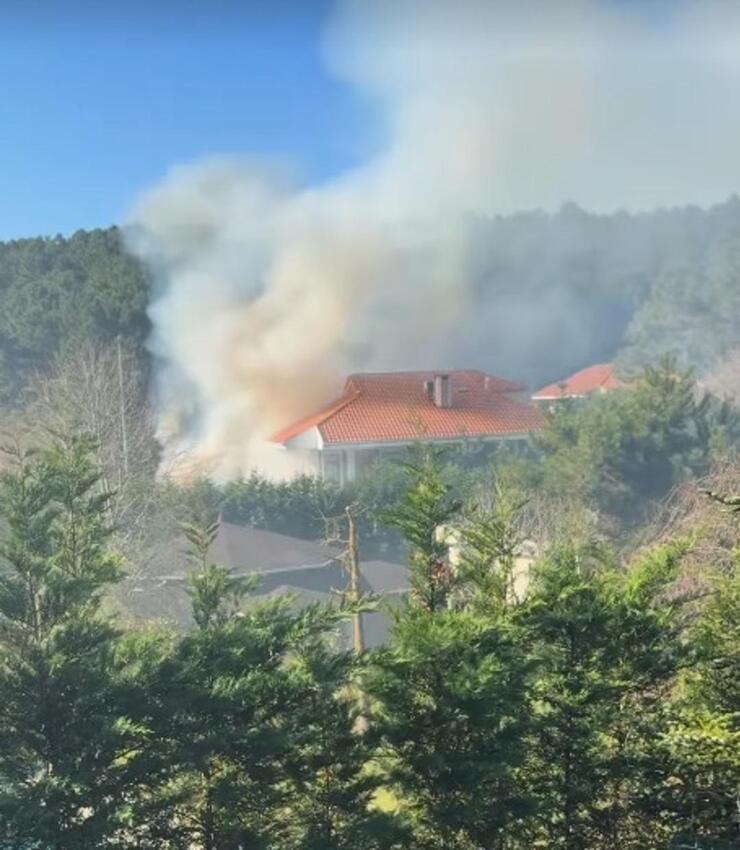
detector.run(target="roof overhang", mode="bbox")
[532,392,585,401]
[318,433,532,451]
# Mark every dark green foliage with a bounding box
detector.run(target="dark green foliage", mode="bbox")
[463,196,740,386]
[1,416,740,849]
[381,451,462,612]
[161,470,394,553]
[282,645,408,850]
[222,463,409,558]
[656,551,740,848]
[370,467,533,849]
[0,227,150,404]
[658,709,740,850]
[459,481,529,610]
[537,360,740,524]
[367,609,533,850]
[222,472,343,539]
[121,518,302,848]
[125,612,288,848]
[0,436,132,849]
[5,198,740,411]
[182,520,252,630]
[517,544,686,849]
[120,517,400,850]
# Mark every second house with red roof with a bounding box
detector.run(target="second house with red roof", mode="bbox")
[532,363,625,404]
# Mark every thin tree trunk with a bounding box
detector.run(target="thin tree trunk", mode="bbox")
[345,506,365,655]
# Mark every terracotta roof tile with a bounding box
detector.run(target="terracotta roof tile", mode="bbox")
[271,370,543,446]
[532,363,624,400]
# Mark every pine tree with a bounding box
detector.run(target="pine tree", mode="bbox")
[657,507,740,848]
[382,450,461,613]
[182,518,252,630]
[373,462,536,848]
[0,435,134,849]
[367,607,532,850]
[518,543,685,850]
[129,518,369,849]
[538,359,740,525]
[125,518,280,848]
[459,480,529,611]
[281,642,408,850]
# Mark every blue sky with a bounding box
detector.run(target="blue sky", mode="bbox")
[0,0,713,240]
[0,0,376,240]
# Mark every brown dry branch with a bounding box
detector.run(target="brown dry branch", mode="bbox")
[640,456,740,581]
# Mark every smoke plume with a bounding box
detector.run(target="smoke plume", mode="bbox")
[128,0,740,480]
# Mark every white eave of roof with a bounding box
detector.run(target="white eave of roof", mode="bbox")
[532,392,586,400]
[317,432,530,450]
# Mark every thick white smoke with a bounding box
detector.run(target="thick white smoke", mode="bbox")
[128,0,740,480]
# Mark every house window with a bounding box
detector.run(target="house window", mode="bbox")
[323,452,342,483]
[354,448,380,475]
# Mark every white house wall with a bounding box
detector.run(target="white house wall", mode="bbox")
[257,427,322,480]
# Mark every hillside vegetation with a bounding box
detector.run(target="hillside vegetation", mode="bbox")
[3,197,740,405]
[0,227,150,403]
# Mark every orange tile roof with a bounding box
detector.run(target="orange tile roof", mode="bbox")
[271,370,544,447]
[532,363,624,400]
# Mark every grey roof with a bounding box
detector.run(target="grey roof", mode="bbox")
[211,523,338,573]
[360,560,409,595]
[111,578,193,629]
[113,522,408,647]
[261,584,337,606]
[111,578,401,649]
[134,521,339,581]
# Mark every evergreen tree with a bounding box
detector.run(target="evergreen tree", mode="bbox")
[128,518,367,850]
[183,519,252,630]
[538,359,739,524]
[657,513,740,848]
[0,436,134,849]
[518,543,685,849]
[0,227,151,405]
[368,608,532,849]
[459,480,529,611]
[124,519,278,848]
[281,642,408,850]
[382,450,461,613]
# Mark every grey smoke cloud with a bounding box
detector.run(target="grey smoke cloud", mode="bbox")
[128,0,740,479]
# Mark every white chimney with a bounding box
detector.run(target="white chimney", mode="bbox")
[433,374,452,408]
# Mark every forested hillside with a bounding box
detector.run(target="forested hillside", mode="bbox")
[3,197,740,406]
[0,227,151,402]
[466,195,740,385]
